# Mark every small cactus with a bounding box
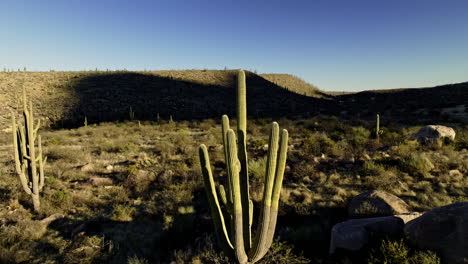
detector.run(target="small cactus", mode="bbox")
[374,114,383,139]
[12,90,47,212]
[199,70,289,264]
[129,106,135,121]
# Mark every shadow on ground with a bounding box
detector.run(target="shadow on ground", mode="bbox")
[55,71,334,128]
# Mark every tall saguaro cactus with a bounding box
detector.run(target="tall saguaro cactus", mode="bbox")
[12,90,47,212]
[199,70,289,264]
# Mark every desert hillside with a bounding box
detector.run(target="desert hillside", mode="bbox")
[260,73,322,97]
[0,70,331,129]
[1,70,467,130]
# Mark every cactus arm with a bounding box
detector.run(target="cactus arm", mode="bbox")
[376,114,380,138]
[237,70,252,249]
[199,144,234,253]
[264,129,289,255]
[12,114,32,195]
[237,70,247,134]
[218,184,233,215]
[249,122,280,262]
[226,130,248,264]
[18,123,27,160]
[249,199,254,229]
[38,135,45,190]
[218,184,228,208]
[221,115,233,204]
[33,119,41,140]
[26,101,39,198]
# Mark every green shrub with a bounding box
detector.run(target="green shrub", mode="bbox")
[249,157,267,180]
[258,239,310,264]
[361,161,386,176]
[303,132,340,157]
[367,239,441,264]
[399,153,433,177]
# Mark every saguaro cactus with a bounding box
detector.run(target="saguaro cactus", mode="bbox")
[12,90,47,212]
[199,70,289,264]
[374,114,382,139]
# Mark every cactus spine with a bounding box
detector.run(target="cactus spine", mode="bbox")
[199,70,289,264]
[12,90,47,212]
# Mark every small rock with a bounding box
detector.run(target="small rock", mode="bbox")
[40,213,64,226]
[79,163,94,172]
[126,170,155,186]
[89,177,114,186]
[105,165,114,171]
[449,169,462,177]
[158,169,174,183]
[263,144,269,151]
[348,190,411,217]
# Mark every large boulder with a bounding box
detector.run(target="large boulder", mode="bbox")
[329,213,422,254]
[405,202,468,264]
[411,125,456,144]
[348,190,411,217]
[328,216,391,253]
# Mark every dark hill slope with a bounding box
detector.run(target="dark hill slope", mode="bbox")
[0,70,466,130]
[335,82,468,123]
[0,70,331,128]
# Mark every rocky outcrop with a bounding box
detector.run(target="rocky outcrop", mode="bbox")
[348,190,411,217]
[329,213,422,254]
[405,202,468,264]
[411,125,456,144]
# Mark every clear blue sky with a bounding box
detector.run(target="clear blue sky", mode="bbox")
[1,0,467,91]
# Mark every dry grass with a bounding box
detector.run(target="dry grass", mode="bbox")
[0,117,466,263]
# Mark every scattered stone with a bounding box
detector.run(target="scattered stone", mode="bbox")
[449,169,462,177]
[157,169,174,183]
[348,190,411,217]
[78,163,94,172]
[411,125,456,144]
[88,177,114,186]
[329,216,404,254]
[405,202,468,264]
[105,165,114,171]
[126,170,155,187]
[40,213,65,226]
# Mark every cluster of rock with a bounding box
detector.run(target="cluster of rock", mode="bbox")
[411,125,456,144]
[330,190,467,264]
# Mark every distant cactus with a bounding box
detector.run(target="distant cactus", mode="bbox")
[199,70,289,264]
[12,90,47,212]
[374,114,383,139]
[129,106,135,121]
